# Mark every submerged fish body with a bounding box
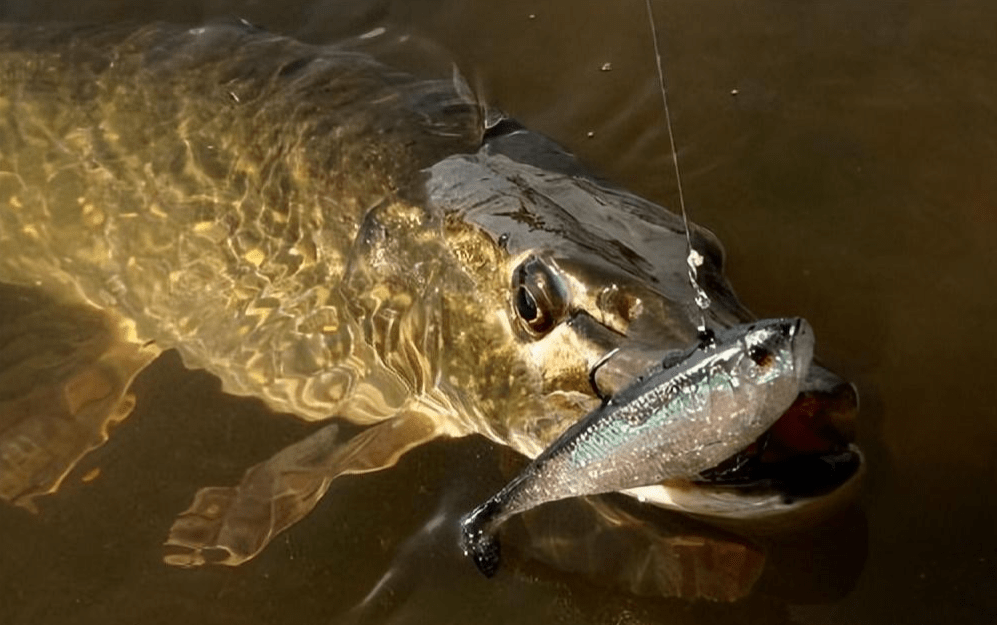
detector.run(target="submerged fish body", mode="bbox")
[0,23,859,575]
[0,23,484,426]
[461,318,813,576]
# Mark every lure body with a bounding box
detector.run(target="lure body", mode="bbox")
[461,317,814,576]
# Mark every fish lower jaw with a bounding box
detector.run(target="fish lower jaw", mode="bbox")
[621,443,863,524]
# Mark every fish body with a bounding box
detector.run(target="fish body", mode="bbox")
[0,22,482,425]
[461,318,814,575]
[0,23,858,573]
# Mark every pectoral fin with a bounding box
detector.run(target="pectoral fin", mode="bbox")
[0,285,159,511]
[163,408,443,567]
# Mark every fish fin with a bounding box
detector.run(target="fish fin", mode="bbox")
[163,408,442,567]
[450,62,506,134]
[0,284,159,511]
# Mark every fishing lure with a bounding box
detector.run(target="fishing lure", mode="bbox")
[460,317,814,576]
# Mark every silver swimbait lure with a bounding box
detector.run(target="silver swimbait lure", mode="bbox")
[460,317,815,576]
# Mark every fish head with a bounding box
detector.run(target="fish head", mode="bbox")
[423,128,860,521]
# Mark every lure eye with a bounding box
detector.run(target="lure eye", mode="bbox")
[511,255,570,336]
[748,345,774,368]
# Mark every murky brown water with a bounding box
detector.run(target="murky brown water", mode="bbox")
[1,0,994,623]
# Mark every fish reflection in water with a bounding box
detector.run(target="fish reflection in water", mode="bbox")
[0,22,860,601]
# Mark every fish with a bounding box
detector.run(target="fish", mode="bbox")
[0,22,860,583]
[461,317,814,576]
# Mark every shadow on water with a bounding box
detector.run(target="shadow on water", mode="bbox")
[1,0,995,623]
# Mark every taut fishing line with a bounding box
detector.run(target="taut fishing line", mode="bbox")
[643,0,713,337]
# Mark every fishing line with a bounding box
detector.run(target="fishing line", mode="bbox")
[643,0,713,336]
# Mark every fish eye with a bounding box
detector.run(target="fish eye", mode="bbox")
[515,286,539,323]
[511,255,570,336]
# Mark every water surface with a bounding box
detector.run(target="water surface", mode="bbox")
[0,0,994,623]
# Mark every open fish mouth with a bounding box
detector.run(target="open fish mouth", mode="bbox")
[624,364,862,519]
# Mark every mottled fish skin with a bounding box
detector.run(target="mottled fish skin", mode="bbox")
[0,22,483,425]
[461,318,814,577]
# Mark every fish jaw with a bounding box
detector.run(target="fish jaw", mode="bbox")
[560,318,818,492]
[627,361,862,522]
[623,444,864,522]
[584,313,860,524]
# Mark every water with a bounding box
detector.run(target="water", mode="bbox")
[0,0,994,623]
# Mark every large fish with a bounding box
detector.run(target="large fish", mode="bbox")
[0,22,860,583]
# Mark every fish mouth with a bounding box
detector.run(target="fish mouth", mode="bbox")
[623,363,862,520]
